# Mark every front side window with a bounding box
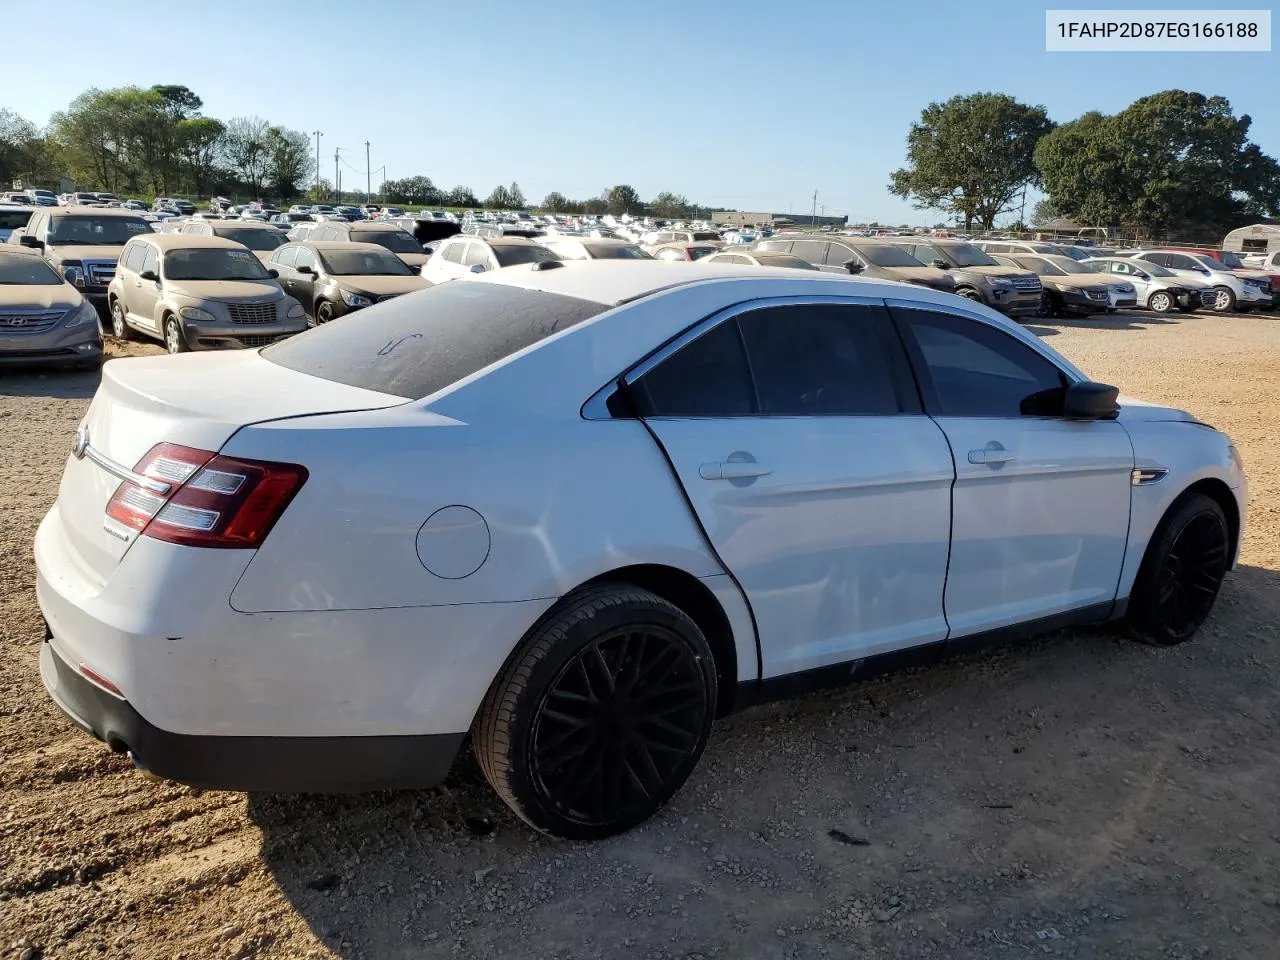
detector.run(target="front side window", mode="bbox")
[858,244,925,268]
[140,245,159,276]
[790,240,827,264]
[294,247,316,272]
[463,243,491,268]
[164,248,271,281]
[1217,250,1245,269]
[899,309,1067,418]
[121,242,146,273]
[440,241,465,264]
[272,245,299,268]
[634,320,753,417]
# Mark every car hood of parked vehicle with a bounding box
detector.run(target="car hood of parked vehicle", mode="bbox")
[45,243,126,260]
[1115,395,1201,423]
[0,283,82,310]
[964,264,1035,279]
[164,279,285,303]
[394,252,430,268]
[338,275,429,297]
[1041,275,1111,292]
[884,266,956,290]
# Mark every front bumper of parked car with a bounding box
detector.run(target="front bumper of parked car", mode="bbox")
[0,311,103,367]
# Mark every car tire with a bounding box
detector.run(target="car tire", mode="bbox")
[316,300,335,324]
[164,315,188,354]
[1147,291,1173,313]
[109,298,135,340]
[473,584,718,840]
[1126,493,1230,646]
[957,287,982,303]
[1211,287,1236,313]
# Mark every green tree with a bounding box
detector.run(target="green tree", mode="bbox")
[447,185,478,207]
[542,191,569,212]
[584,196,608,215]
[308,179,334,203]
[604,184,643,216]
[485,184,513,208]
[176,117,225,196]
[508,181,526,208]
[889,92,1054,230]
[649,191,689,218]
[1030,198,1062,228]
[0,109,49,187]
[222,116,270,197]
[264,126,312,199]
[1035,90,1280,236]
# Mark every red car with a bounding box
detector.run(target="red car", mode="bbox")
[1160,247,1277,311]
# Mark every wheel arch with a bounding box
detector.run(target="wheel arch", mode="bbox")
[1176,477,1240,567]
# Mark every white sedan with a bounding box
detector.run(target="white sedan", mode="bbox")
[36,262,1246,839]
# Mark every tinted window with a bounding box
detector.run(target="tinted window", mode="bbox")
[319,249,413,276]
[353,230,421,254]
[121,242,146,272]
[1167,254,1197,270]
[755,239,792,253]
[441,241,465,263]
[913,244,943,264]
[140,245,159,275]
[462,243,490,268]
[790,240,827,264]
[859,244,926,268]
[738,305,902,416]
[272,245,299,268]
[262,282,607,400]
[900,310,1066,417]
[48,215,150,245]
[585,242,651,260]
[493,244,561,267]
[216,227,285,251]
[984,243,1009,253]
[824,244,854,267]
[0,252,62,285]
[635,320,753,417]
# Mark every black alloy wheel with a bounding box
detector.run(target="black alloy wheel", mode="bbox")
[474,585,717,840]
[1128,493,1230,645]
[316,300,335,324]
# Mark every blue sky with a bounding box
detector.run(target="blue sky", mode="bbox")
[14,0,1279,222]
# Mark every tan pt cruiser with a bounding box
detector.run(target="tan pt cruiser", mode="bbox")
[107,234,308,353]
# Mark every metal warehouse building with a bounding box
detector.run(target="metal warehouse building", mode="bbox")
[1223,222,1280,254]
[712,211,849,228]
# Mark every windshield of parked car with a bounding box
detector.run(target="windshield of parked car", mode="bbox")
[1134,260,1175,277]
[0,253,62,285]
[216,227,285,251]
[1216,250,1246,269]
[492,243,562,267]
[1043,256,1092,274]
[691,231,721,242]
[0,210,33,232]
[262,280,607,399]
[585,242,652,259]
[164,248,272,281]
[318,249,413,276]
[1016,256,1068,277]
[858,244,926,268]
[946,243,998,267]
[48,215,151,245]
[352,230,422,254]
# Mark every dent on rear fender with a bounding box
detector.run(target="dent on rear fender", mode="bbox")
[225,417,728,613]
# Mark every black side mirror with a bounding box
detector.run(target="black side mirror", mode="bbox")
[1063,381,1120,420]
[19,235,42,249]
[139,269,158,282]
[843,259,863,275]
[296,264,315,275]
[267,268,279,279]
[931,259,949,270]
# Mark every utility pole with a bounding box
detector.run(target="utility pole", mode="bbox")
[365,141,371,199]
[811,190,817,226]
[312,131,322,196]
[334,150,339,205]
[1018,184,1028,232]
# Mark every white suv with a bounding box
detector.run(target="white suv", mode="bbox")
[1130,250,1272,313]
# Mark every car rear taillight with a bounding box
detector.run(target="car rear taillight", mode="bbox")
[105,442,307,548]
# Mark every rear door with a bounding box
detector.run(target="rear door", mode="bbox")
[132,245,163,333]
[630,299,954,678]
[890,303,1132,637]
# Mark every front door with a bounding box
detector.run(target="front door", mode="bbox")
[292,246,319,309]
[632,300,955,679]
[132,244,163,333]
[891,304,1133,637]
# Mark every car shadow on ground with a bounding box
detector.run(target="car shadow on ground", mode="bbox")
[245,564,1280,957]
[0,368,100,400]
[1038,311,1190,333]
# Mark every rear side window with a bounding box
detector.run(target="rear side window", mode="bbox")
[140,245,159,275]
[121,242,146,272]
[737,304,904,416]
[634,320,753,417]
[262,282,607,400]
[463,242,491,268]
[441,241,465,263]
[273,245,299,268]
[790,240,827,264]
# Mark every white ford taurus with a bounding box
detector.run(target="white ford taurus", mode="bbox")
[36,261,1246,839]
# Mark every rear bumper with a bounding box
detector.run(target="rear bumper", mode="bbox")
[40,638,464,792]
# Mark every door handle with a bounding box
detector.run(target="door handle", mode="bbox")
[699,460,772,480]
[968,447,1017,464]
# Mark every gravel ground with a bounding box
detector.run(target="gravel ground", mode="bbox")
[2,314,1279,960]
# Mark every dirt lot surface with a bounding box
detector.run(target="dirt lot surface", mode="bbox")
[2,316,1279,960]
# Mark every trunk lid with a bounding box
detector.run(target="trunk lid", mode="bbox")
[56,350,407,583]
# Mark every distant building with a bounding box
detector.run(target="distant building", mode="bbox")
[1222,222,1280,254]
[711,210,848,228]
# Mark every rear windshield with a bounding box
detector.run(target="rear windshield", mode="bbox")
[261,281,606,399]
[0,210,33,230]
[692,232,721,241]
[586,242,652,260]
[353,230,422,254]
[215,227,285,251]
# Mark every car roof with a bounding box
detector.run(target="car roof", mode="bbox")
[137,233,249,250]
[211,220,281,230]
[470,259,916,306]
[52,206,149,218]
